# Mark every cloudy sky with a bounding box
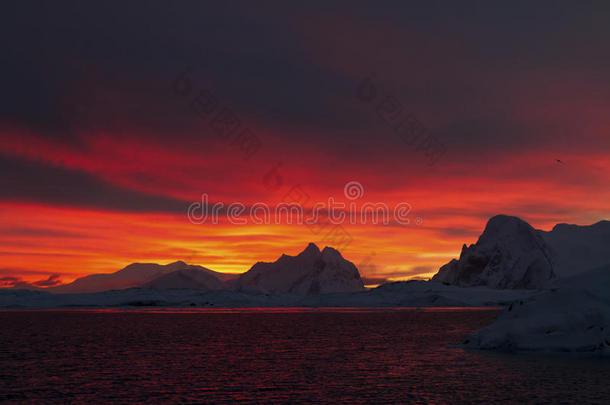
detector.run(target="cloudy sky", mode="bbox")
[2,1,609,286]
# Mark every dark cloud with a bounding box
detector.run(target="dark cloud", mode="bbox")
[0,272,62,289]
[0,276,21,287]
[32,274,62,287]
[1,1,609,222]
[409,265,436,274]
[0,276,36,289]
[361,277,388,285]
[0,153,190,213]
[376,265,438,280]
[3,0,610,162]
[428,226,483,240]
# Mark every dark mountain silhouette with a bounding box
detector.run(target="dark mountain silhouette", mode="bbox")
[432,215,556,289]
[432,215,610,289]
[49,261,233,294]
[236,243,365,295]
[143,268,227,291]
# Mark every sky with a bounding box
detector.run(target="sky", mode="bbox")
[1,1,610,287]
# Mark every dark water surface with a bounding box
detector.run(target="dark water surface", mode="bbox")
[1,309,609,404]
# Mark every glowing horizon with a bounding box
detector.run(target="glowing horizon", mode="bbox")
[2,2,609,288]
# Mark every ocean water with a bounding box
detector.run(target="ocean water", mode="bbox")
[1,308,609,404]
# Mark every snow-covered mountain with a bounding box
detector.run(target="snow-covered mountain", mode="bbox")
[236,243,365,295]
[539,220,610,277]
[49,261,231,293]
[432,215,557,289]
[143,268,226,291]
[463,264,610,355]
[28,243,364,295]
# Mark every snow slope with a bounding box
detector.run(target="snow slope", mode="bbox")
[49,261,232,293]
[236,243,365,295]
[142,268,227,291]
[432,215,556,289]
[298,281,537,308]
[463,265,610,355]
[0,281,536,309]
[539,220,610,277]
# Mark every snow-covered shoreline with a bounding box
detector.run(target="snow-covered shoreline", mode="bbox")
[4,217,609,357]
[463,265,610,356]
[0,280,537,309]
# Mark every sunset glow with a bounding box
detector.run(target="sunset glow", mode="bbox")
[2,2,609,288]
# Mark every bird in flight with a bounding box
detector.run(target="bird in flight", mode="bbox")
[556,159,565,164]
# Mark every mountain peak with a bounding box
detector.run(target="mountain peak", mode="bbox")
[551,219,610,232]
[298,242,321,257]
[487,214,525,224]
[143,268,226,291]
[237,244,364,295]
[321,246,342,259]
[322,246,339,253]
[432,215,556,289]
[305,242,321,252]
[483,215,531,235]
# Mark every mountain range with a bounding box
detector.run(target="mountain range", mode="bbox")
[48,262,235,294]
[6,215,610,295]
[37,243,363,295]
[4,215,608,357]
[235,243,364,294]
[432,215,610,289]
